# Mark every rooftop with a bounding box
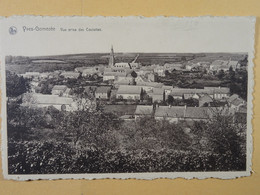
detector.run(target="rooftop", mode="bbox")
[136,81,163,88]
[153,88,164,95]
[155,106,185,118]
[117,85,142,94]
[185,107,209,119]
[52,85,67,91]
[61,72,80,77]
[228,94,240,103]
[135,105,154,115]
[103,71,127,77]
[24,93,73,105]
[95,86,111,94]
[104,105,137,116]
[199,94,213,102]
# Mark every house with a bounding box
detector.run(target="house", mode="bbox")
[154,106,186,123]
[51,85,68,96]
[39,72,50,79]
[112,67,131,73]
[95,86,111,99]
[184,107,209,122]
[167,87,229,101]
[114,62,131,68]
[60,71,80,79]
[103,71,127,81]
[20,72,40,79]
[172,64,185,71]
[136,81,163,93]
[169,90,184,99]
[136,69,154,77]
[228,96,245,109]
[213,87,230,99]
[185,63,200,71]
[104,105,137,120]
[152,88,164,103]
[82,68,99,77]
[153,65,165,77]
[116,85,142,100]
[209,60,240,72]
[162,86,174,98]
[129,62,140,69]
[199,94,214,107]
[147,73,157,82]
[114,76,134,86]
[204,87,230,99]
[63,88,72,97]
[183,92,202,100]
[134,105,154,120]
[154,106,237,124]
[22,93,74,111]
[169,88,203,100]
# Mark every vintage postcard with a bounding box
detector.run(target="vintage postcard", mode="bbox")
[0,16,255,180]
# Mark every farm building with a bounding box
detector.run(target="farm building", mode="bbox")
[95,86,112,99]
[51,85,68,96]
[116,85,142,100]
[134,105,154,120]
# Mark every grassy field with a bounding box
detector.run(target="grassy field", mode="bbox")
[5,53,247,74]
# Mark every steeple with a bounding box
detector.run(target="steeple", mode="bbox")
[108,45,115,67]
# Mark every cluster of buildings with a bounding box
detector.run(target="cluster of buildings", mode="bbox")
[103,103,246,124]
[18,47,247,123]
[209,59,241,72]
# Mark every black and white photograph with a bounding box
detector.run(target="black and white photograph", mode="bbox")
[0,16,255,180]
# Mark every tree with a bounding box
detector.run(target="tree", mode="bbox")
[165,70,170,77]
[6,70,30,97]
[167,95,174,105]
[217,69,225,80]
[53,104,121,152]
[229,66,235,81]
[239,55,248,66]
[131,70,137,78]
[190,108,246,159]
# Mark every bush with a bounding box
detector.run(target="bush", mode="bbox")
[8,141,246,174]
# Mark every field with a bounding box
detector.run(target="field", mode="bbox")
[5,52,247,74]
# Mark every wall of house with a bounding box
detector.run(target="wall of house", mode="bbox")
[103,75,115,81]
[214,93,229,99]
[95,92,108,99]
[155,116,179,123]
[152,94,164,103]
[116,94,140,100]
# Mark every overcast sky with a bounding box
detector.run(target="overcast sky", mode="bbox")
[0,16,255,56]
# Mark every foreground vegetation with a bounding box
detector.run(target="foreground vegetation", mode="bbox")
[7,100,246,174]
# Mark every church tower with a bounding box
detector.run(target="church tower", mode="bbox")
[108,45,115,67]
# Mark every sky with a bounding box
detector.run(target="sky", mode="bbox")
[0,16,255,56]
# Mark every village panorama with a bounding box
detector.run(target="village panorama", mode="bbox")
[6,47,248,174]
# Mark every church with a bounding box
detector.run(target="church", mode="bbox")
[108,46,140,69]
